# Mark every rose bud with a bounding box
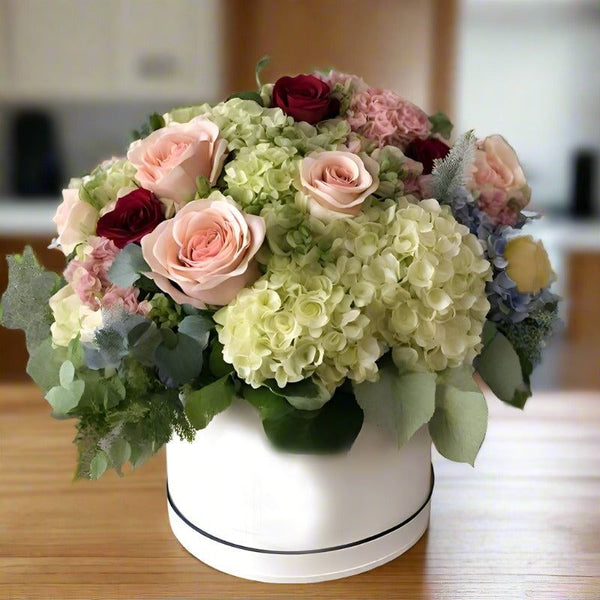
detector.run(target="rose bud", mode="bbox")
[96,188,165,248]
[404,138,451,175]
[271,74,339,124]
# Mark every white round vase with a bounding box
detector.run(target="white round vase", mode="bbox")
[166,397,433,583]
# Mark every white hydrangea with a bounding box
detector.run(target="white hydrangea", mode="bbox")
[49,284,102,347]
[215,197,491,389]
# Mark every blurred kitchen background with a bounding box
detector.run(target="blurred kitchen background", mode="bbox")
[0,0,598,387]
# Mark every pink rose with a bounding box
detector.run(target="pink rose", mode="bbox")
[141,194,266,308]
[127,116,228,209]
[346,88,431,149]
[298,150,379,222]
[53,189,98,254]
[468,135,531,226]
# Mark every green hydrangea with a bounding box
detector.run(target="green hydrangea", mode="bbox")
[370,146,422,200]
[148,294,182,329]
[215,197,492,390]
[165,99,351,213]
[79,158,137,210]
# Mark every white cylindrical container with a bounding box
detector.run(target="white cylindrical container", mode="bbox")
[166,397,433,583]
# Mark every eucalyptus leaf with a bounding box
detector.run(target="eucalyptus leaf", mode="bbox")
[107,244,149,287]
[476,329,530,408]
[89,451,109,480]
[155,333,204,386]
[354,361,436,446]
[108,438,131,470]
[59,360,75,388]
[429,383,488,466]
[178,314,213,349]
[185,375,234,429]
[45,385,80,415]
[26,338,64,392]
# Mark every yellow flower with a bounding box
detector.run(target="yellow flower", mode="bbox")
[505,235,554,294]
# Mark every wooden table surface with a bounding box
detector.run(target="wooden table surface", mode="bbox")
[1,383,599,599]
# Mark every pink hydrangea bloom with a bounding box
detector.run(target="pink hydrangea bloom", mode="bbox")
[101,285,150,316]
[64,236,146,315]
[346,88,431,149]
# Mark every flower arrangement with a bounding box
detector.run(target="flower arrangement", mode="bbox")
[1,61,559,479]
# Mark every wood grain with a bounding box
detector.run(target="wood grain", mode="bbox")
[1,384,599,599]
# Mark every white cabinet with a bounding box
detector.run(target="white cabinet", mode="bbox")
[0,0,224,101]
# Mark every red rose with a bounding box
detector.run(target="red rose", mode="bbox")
[96,188,164,249]
[404,138,451,175]
[271,74,339,124]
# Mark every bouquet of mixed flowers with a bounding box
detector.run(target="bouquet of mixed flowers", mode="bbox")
[1,61,558,479]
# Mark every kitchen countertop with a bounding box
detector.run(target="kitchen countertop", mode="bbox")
[1,384,599,599]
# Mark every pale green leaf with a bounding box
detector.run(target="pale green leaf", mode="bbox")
[59,361,75,388]
[89,451,109,479]
[429,384,488,466]
[476,330,529,407]
[108,438,131,469]
[107,243,149,287]
[429,111,453,139]
[45,386,79,414]
[354,361,436,446]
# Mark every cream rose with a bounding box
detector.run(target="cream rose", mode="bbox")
[471,135,527,191]
[468,135,531,226]
[127,116,228,209]
[53,189,98,255]
[504,235,555,295]
[298,150,379,222]
[141,193,265,308]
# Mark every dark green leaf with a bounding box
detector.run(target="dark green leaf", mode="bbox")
[178,314,213,349]
[148,112,165,131]
[255,55,270,89]
[428,111,453,139]
[208,339,233,378]
[185,376,234,429]
[246,386,364,454]
[155,333,204,386]
[227,91,264,105]
[107,244,149,287]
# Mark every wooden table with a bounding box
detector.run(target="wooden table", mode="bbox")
[1,384,599,599]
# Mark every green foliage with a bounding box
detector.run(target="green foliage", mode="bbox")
[195,175,213,198]
[226,91,264,106]
[255,55,270,89]
[208,339,233,378]
[264,378,330,411]
[476,325,531,408]
[148,293,183,328]
[1,247,62,352]
[353,359,436,446]
[107,244,149,288]
[501,303,559,368]
[155,331,206,386]
[244,385,364,453]
[429,368,488,466]
[131,112,166,141]
[184,375,234,429]
[428,111,453,140]
[431,131,476,203]
[45,360,85,415]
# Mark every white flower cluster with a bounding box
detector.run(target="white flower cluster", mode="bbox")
[215,197,491,389]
